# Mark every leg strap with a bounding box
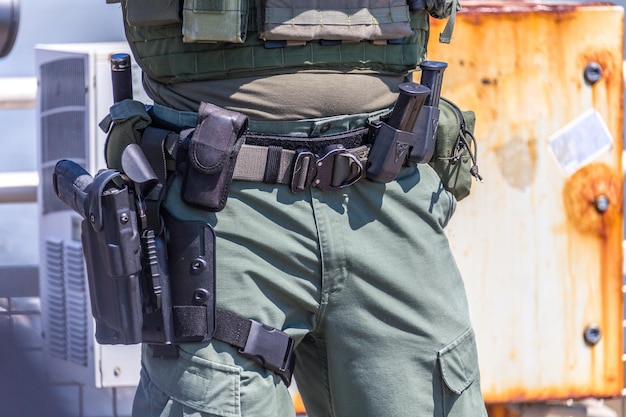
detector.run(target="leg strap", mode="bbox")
[151,309,296,385]
[215,310,295,385]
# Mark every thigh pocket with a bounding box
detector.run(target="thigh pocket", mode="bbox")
[146,347,242,417]
[437,327,485,415]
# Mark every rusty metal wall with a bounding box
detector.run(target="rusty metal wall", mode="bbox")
[426,1,625,404]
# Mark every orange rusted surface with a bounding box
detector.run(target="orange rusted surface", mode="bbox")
[427,1,624,404]
[563,163,622,237]
[486,404,522,417]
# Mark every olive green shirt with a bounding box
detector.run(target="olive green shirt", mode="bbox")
[143,70,405,121]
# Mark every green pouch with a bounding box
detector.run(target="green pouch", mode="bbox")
[125,0,182,26]
[182,0,249,43]
[429,97,481,201]
[99,99,152,171]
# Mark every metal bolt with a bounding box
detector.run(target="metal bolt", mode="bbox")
[193,289,208,303]
[191,258,206,272]
[113,367,121,377]
[594,195,609,213]
[584,62,603,85]
[583,324,602,345]
[120,212,129,224]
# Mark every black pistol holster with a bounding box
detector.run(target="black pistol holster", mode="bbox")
[54,147,217,346]
[54,101,296,384]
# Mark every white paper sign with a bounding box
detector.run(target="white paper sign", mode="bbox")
[548,108,613,176]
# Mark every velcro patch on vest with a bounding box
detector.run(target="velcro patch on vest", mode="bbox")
[259,0,413,42]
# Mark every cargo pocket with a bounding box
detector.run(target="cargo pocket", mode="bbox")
[437,327,484,415]
[144,347,242,417]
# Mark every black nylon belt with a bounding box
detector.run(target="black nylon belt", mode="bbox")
[244,127,372,153]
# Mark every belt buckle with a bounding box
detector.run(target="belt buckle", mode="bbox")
[239,319,295,385]
[291,144,364,193]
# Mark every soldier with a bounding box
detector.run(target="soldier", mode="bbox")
[106,1,488,416]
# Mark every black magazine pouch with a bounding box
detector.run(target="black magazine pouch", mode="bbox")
[181,102,248,211]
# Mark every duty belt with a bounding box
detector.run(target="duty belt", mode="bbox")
[234,134,371,193]
[148,106,381,193]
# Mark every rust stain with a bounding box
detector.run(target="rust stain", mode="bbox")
[486,404,521,417]
[562,163,622,237]
[459,1,613,17]
[579,50,619,85]
[429,2,624,403]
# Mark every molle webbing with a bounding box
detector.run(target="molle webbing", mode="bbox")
[259,0,413,41]
[122,7,430,83]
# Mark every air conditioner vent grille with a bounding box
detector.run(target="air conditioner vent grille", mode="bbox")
[44,238,67,360]
[39,58,86,111]
[40,111,86,163]
[65,242,88,366]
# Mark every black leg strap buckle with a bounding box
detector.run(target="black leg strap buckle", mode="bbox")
[239,320,296,385]
[291,144,364,193]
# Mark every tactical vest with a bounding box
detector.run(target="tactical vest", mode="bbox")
[121,0,435,83]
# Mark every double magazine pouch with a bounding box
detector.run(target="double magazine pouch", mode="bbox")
[181,102,249,212]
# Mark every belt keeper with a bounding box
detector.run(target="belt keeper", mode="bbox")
[263,145,283,183]
[291,149,317,193]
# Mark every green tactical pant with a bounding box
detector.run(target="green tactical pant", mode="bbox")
[132,162,487,417]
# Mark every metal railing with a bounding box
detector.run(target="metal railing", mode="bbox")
[0,76,38,202]
[0,76,38,296]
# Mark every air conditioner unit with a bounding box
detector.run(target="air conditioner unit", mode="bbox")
[36,42,151,388]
